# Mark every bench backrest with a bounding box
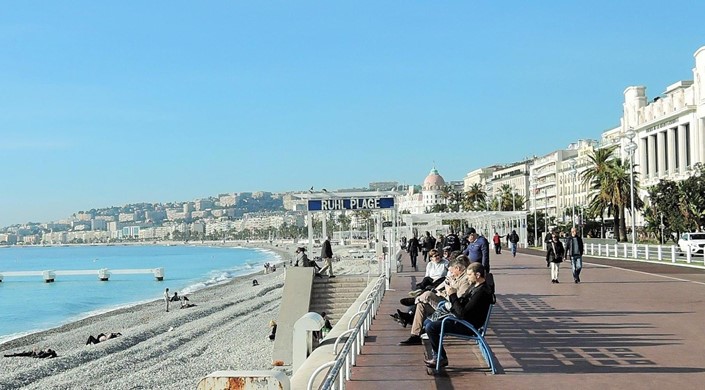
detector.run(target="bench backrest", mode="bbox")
[479,304,494,337]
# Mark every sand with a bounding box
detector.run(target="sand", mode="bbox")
[0,241,379,390]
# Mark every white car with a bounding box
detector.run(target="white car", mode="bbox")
[678,232,705,255]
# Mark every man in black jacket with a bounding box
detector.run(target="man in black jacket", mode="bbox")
[564,227,584,283]
[318,236,335,278]
[423,262,494,368]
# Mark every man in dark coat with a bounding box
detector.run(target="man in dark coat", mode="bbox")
[318,236,335,277]
[407,233,421,271]
[564,227,584,283]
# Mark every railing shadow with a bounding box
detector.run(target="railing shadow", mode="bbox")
[489,293,705,374]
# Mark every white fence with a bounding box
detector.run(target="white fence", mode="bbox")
[585,243,705,266]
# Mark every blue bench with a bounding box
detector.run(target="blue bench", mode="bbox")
[435,304,496,373]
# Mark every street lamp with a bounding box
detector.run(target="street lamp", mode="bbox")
[531,181,538,246]
[624,128,637,245]
[569,159,577,228]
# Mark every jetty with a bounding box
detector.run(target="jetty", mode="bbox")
[0,267,165,283]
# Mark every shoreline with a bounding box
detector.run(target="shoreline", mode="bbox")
[0,242,374,389]
[0,242,290,346]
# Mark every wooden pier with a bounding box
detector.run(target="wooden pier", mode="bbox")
[0,267,164,283]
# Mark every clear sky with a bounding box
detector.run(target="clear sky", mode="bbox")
[2,1,705,226]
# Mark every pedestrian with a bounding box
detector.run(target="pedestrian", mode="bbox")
[164,288,170,312]
[546,233,565,283]
[421,231,436,262]
[492,232,502,254]
[406,232,421,271]
[318,236,335,278]
[564,227,584,283]
[443,228,461,252]
[509,229,520,257]
[462,228,490,274]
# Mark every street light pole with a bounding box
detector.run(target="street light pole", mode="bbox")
[570,160,577,229]
[624,128,637,245]
[532,181,538,246]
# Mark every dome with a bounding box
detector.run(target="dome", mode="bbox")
[423,167,445,190]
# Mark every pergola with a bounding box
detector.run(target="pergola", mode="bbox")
[398,210,529,247]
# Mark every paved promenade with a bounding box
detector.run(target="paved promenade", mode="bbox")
[346,248,705,389]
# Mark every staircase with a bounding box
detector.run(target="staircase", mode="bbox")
[309,275,370,324]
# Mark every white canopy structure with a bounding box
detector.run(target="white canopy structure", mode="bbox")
[398,210,529,247]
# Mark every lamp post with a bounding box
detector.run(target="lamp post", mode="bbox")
[570,159,577,228]
[532,181,538,246]
[624,128,637,245]
[544,188,548,237]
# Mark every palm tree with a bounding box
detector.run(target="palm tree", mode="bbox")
[582,146,621,240]
[499,184,514,211]
[463,183,487,211]
[582,145,643,241]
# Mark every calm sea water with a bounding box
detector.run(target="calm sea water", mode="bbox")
[0,245,276,343]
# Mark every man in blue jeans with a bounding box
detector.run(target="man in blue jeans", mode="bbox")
[423,262,493,368]
[564,227,584,283]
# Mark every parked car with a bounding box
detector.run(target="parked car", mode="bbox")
[677,232,705,255]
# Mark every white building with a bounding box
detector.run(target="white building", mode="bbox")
[488,162,530,211]
[607,45,705,227]
[421,167,446,211]
[529,149,578,220]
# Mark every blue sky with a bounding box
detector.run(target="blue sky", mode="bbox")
[2,1,705,226]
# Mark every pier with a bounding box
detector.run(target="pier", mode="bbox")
[0,267,165,283]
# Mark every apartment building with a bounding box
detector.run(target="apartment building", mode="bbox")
[488,162,530,211]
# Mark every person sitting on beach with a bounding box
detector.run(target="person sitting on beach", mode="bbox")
[252,279,259,286]
[170,292,180,302]
[4,349,58,358]
[295,247,305,266]
[268,320,277,341]
[86,332,122,345]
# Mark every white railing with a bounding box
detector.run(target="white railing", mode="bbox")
[307,275,387,390]
[585,243,704,265]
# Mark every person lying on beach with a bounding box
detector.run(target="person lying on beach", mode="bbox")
[252,279,259,286]
[4,349,57,358]
[86,332,122,345]
[180,297,196,309]
[268,320,277,341]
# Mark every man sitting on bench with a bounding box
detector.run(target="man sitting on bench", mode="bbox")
[398,256,471,345]
[423,262,493,368]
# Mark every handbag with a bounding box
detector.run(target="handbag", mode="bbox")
[430,301,455,322]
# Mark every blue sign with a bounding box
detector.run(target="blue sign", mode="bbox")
[308,197,395,211]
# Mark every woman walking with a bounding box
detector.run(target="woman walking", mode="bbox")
[546,233,565,283]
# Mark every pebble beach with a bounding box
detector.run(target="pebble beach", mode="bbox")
[0,242,376,390]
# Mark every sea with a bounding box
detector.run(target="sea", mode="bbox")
[0,244,277,344]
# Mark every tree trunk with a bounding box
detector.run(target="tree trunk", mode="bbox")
[613,206,622,242]
[619,205,629,242]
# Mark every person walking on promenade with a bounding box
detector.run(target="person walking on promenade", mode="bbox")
[509,229,520,257]
[565,227,584,283]
[546,233,565,283]
[164,288,170,312]
[462,228,490,274]
[421,231,436,262]
[443,228,461,252]
[492,232,502,254]
[318,236,335,278]
[407,232,421,271]
[435,234,445,253]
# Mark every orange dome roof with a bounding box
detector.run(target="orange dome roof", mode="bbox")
[423,168,445,189]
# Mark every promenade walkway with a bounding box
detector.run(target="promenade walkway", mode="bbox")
[345,248,705,389]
